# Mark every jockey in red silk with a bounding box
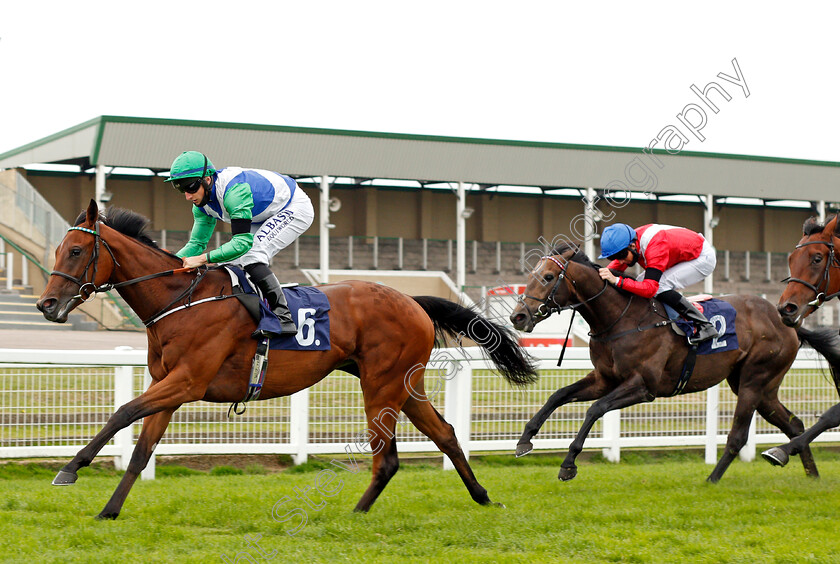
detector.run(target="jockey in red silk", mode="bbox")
[597,223,718,345]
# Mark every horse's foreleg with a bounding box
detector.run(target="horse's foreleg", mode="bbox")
[559,375,652,481]
[755,397,818,478]
[53,375,201,486]
[517,371,612,457]
[401,396,496,507]
[97,408,176,520]
[707,386,761,483]
[762,402,840,468]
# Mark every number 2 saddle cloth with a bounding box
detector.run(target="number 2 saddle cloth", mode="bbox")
[663,295,738,354]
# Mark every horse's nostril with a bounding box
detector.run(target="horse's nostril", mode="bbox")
[778,303,798,316]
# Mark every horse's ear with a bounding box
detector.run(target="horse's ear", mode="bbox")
[833,214,840,238]
[85,199,99,225]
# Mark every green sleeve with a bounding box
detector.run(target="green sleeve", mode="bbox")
[206,183,255,263]
[176,206,216,258]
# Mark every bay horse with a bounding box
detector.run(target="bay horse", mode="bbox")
[509,243,840,483]
[762,215,840,468]
[36,200,537,519]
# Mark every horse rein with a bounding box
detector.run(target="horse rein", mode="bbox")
[521,253,672,342]
[50,221,209,324]
[521,254,609,321]
[781,239,840,309]
[50,223,121,303]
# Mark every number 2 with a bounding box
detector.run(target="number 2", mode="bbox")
[710,314,727,349]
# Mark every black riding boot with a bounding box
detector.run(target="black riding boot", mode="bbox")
[246,264,298,336]
[658,290,718,345]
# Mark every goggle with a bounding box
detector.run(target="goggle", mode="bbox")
[172,155,208,194]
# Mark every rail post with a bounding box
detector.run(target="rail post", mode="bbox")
[444,359,472,470]
[113,366,134,471]
[705,384,720,464]
[290,388,310,465]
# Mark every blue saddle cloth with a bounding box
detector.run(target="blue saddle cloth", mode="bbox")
[664,298,738,354]
[229,267,331,351]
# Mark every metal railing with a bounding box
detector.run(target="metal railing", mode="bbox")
[1,346,838,480]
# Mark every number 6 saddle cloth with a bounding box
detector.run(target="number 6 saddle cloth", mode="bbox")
[225,265,331,351]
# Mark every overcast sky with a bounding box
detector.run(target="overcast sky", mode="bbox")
[2,2,838,163]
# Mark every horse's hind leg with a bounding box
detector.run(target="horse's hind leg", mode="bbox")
[401,396,496,507]
[755,397,818,478]
[560,375,653,481]
[763,402,840,468]
[353,401,402,513]
[517,370,613,457]
[97,408,176,520]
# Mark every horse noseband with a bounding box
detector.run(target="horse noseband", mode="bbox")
[783,240,840,309]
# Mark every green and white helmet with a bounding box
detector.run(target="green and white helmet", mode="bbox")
[165,151,216,189]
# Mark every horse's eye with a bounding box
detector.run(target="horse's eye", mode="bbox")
[545,273,554,282]
[813,254,823,265]
[70,247,82,257]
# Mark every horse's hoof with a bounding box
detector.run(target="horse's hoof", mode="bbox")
[515,442,533,457]
[558,466,577,481]
[52,470,78,486]
[761,447,789,467]
[493,502,506,509]
[95,512,118,521]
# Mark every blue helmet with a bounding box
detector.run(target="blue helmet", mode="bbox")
[598,223,637,259]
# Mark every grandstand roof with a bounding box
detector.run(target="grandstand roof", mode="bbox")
[1,115,838,201]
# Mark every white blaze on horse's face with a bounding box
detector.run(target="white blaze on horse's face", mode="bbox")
[510,255,566,333]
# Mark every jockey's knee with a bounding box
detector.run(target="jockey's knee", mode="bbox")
[244,262,272,279]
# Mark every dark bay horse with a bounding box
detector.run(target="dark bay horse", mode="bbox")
[36,200,537,519]
[509,243,840,483]
[762,215,840,467]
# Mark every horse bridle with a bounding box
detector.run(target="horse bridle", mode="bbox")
[50,221,204,320]
[50,221,120,302]
[521,254,608,321]
[782,239,840,309]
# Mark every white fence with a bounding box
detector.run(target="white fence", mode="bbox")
[1,346,839,480]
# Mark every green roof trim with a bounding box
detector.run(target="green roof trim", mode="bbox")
[2,115,839,169]
[0,116,103,162]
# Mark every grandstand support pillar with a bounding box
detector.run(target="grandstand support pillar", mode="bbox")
[456,181,466,290]
[320,176,330,283]
[95,164,107,210]
[704,193,714,294]
[584,187,596,261]
[818,200,826,223]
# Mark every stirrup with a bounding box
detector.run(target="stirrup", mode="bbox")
[688,324,718,344]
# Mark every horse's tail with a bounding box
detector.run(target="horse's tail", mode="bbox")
[412,295,539,387]
[796,326,840,397]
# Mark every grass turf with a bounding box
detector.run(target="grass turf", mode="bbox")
[1,450,839,563]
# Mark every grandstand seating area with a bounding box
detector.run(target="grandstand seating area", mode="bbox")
[154,229,800,306]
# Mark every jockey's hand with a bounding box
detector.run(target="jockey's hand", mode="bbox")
[181,254,209,269]
[598,268,618,285]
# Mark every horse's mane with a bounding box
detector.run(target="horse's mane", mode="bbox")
[803,215,838,236]
[549,242,600,270]
[74,207,161,250]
